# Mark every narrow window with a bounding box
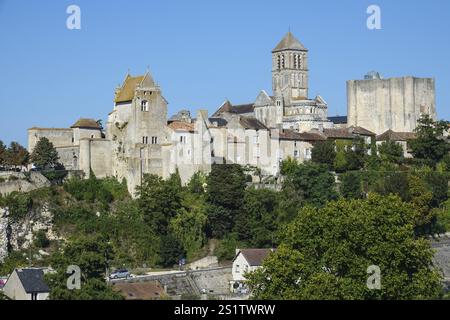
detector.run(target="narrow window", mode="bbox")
[141,100,149,112]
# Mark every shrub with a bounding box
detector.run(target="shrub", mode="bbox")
[34,230,50,248]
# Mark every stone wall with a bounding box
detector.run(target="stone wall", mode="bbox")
[347,77,436,135]
[28,128,74,152]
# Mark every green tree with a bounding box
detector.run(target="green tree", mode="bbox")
[280,161,337,208]
[235,188,279,247]
[247,194,443,300]
[340,172,363,199]
[344,138,368,171]
[136,172,183,234]
[378,140,404,164]
[170,193,207,259]
[45,236,123,300]
[187,171,207,194]
[311,140,336,170]
[206,164,246,238]
[409,114,450,166]
[159,233,186,268]
[30,137,59,169]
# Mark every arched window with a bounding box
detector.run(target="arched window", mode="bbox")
[277,55,281,70]
[281,55,285,68]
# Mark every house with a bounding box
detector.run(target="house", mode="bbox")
[112,281,166,300]
[376,130,417,158]
[3,268,50,300]
[231,248,275,294]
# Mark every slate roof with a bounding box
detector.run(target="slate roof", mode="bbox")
[212,101,255,117]
[272,32,308,53]
[15,268,49,294]
[239,117,268,130]
[115,75,144,103]
[377,130,417,142]
[328,116,348,125]
[208,117,228,128]
[71,118,101,130]
[236,249,274,267]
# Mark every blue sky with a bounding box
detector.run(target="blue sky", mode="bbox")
[0,0,449,145]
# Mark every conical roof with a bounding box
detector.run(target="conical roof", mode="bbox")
[272,32,307,52]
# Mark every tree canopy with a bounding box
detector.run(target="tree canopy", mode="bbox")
[247,194,443,300]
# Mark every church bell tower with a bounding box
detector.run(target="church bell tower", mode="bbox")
[272,32,309,104]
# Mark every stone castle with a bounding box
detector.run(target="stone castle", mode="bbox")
[27,32,437,194]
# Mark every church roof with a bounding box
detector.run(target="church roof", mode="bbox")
[115,75,144,103]
[272,32,308,53]
[71,118,101,130]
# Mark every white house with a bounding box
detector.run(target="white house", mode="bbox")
[3,268,50,300]
[231,248,274,294]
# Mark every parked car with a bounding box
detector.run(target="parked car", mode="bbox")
[109,269,130,279]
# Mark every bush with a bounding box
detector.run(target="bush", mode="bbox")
[3,192,32,221]
[64,176,116,205]
[34,230,50,248]
[214,234,240,262]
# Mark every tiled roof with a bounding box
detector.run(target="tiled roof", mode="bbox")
[239,117,268,130]
[277,129,326,141]
[322,128,355,139]
[15,268,49,294]
[272,32,307,52]
[115,75,144,103]
[71,118,101,129]
[237,249,274,266]
[168,121,195,132]
[113,282,165,300]
[348,126,376,136]
[377,130,417,141]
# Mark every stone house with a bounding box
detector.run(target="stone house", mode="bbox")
[376,130,417,158]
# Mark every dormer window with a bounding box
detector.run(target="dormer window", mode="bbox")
[141,100,149,112]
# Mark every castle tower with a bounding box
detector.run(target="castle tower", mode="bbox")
[272,32,309,105]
